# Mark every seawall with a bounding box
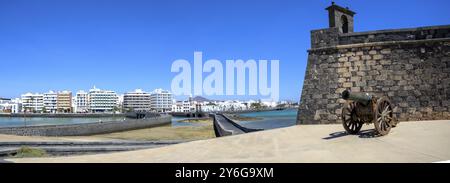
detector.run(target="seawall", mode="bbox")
[0,113,126,118]
[0,115,171,136]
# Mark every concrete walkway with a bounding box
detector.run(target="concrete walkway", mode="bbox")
[7,120,450,163]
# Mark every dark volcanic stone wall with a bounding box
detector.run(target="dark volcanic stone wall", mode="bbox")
[297,25,450,124]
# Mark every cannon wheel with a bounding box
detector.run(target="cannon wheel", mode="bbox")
[342,102,363,134]
[374,97,394,136]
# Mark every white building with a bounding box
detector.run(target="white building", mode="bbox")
[123,89,151,112]
[88,87,118,113]
[75,90,88,113]
[150,89,173,113]
[117,94,124,111]
[21,93,44,113]
[171,100,192,113]
[171,98,263,113]
[43,91,58,113]
[0,98,20,113]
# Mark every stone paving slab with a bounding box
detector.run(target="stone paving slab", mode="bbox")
[7,120,450,163]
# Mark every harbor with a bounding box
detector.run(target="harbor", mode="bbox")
[0,109,297,158]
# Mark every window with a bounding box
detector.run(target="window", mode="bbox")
[341,15,349,33]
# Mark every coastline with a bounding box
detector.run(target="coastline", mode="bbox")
[0,115,172,136]
[0,113,126,118]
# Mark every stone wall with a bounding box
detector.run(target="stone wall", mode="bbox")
[297,25,450,124]
[0,113,126,118]
[0,115,171,136]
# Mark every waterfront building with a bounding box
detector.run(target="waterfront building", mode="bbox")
[0,98,14,113]
[75,90,88,113]
[0,98,21,113]
[21,93,44,113]
[171,100,192,113]
[88,86,118,113]
[11,98,21,113]
[0,98,10,103]
[71,97,77,113]
[171,101,182,112]
[150,89,173,113]
[57,91,72,113]
[117,94,124,112]
[43,91,58,113]
[123,89,151,112]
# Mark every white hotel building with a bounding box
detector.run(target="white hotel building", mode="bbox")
[43,91,58,113]
[21,93,44,113]
[75,90,88,113]
[88,87,118,113]
[150,89,172,113]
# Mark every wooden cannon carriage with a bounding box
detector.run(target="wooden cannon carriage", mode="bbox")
[341,90,397,136]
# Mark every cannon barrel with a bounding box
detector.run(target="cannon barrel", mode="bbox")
[342,90,372,106]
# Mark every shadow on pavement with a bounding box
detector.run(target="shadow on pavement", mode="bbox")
[358,129,381,138]
[323,129,380,140]
[323,131,348,140]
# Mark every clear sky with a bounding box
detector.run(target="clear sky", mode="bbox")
[1,0,449,101]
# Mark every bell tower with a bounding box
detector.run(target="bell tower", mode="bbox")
[326,2,356,33]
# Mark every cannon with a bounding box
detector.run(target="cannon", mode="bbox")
[341,90,396,136]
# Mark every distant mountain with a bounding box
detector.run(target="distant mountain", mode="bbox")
[191,96,211,102]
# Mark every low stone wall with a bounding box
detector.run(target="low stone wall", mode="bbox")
[0,113,126,118]
[0,115,171,136]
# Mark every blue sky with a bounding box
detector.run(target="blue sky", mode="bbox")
[0,0,449,101]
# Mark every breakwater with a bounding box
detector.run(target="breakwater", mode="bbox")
[0,115,171,136]
[0,113,126,118]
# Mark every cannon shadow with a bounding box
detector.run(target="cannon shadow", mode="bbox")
[323,129,380,140]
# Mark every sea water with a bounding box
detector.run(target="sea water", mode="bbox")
[237,109,298,129]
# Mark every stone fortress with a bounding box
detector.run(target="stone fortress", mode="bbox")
[297,2,450,124]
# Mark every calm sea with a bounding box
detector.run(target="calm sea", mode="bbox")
[237,109,298,129]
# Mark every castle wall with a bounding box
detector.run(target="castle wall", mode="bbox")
[297,25,450,124]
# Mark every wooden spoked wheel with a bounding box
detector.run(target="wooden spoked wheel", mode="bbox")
[374,97,394,136]
[342,102,363,134]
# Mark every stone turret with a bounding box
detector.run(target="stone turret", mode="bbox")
[326,2,355,33]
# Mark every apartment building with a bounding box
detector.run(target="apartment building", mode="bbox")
[21,93,44,113]
[123,89,151,112]
[57,91,72,113]
[150,89,172,113]
[88,87,118,113]
[75,90,88,113]
[43,91,57,113]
